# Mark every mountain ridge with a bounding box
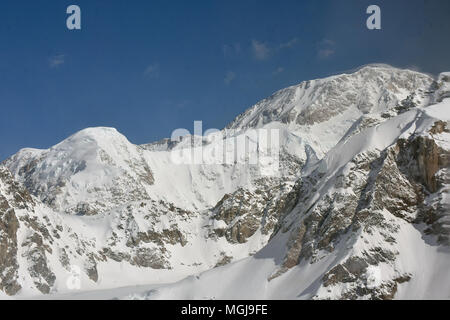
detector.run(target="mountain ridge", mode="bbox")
[1,65,449,299]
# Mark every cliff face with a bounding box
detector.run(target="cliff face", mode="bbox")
[0,183,21,295]
[0,167,34,295]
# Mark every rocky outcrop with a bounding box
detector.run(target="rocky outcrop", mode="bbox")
[396,136,442,193]
[210,178,296,244]
[394,126,450,245]
[23,233,56,294]
[0,196,21,295]
[0,167,31,295]
[0,167,58,295]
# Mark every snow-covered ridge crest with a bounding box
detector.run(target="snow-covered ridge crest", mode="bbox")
[5,126,155,215]
[227,65,433,131]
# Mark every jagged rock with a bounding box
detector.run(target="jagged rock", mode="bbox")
[131,248,169,269]
[85,254,98,282]
[24,233,56,294]
[0,201,21,295]
[211,179,296,244]
[214,253,232,268]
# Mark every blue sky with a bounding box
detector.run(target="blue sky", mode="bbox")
[0,0,449,160]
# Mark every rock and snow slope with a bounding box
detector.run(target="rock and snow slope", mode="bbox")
[126,98,450,300]
[1,65,449,299]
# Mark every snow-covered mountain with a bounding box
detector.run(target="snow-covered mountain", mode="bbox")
[1,65,449,299]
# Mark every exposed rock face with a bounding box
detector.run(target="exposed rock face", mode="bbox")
[0,167,30,295]
[24,234,56,294]
[394,124,450,245]
[207,168,309,245]
[433,72,450,103]
[214,252,233,268]
[397,136,442,193]
[0,167,61,295]
[322,257,411,300]
[0,196,21,295]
